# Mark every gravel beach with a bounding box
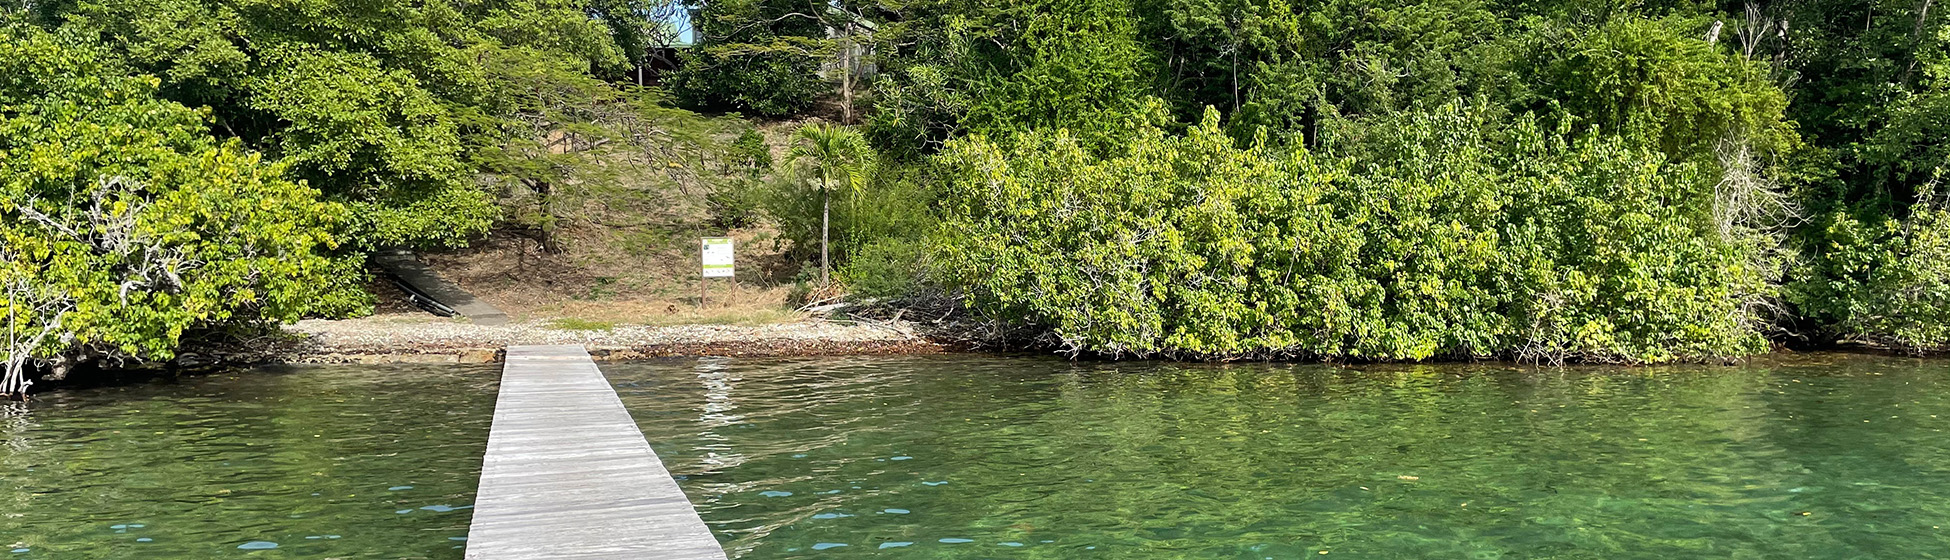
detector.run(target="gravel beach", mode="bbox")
[279,314,940,364]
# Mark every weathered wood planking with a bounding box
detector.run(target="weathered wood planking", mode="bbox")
[467,345,727,560]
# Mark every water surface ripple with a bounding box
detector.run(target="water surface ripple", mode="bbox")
[0,363,497,558]
[606,354,1950,559]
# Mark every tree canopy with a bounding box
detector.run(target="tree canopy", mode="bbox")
[1,21,356,393]
[1,1,742,386]
[44,0,636,247]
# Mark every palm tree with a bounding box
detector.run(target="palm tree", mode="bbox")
[788,123,874,287]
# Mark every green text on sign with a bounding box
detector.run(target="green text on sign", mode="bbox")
[702,237,735,278]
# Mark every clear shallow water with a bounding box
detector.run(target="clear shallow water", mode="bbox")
[608,354,1950,559]
[0,364,497,558]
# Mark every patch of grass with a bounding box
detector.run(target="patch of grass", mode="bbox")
[519,285,807,328]
[617,229,678,258]
[549,318,617,331]
[635,306,804,327]
[575,276,620,301]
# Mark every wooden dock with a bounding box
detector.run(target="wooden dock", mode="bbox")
[466,345,727,560]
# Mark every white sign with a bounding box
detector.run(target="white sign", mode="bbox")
[702,237,735,278]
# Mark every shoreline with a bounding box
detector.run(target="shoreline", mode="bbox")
[200,314,1930,368]
[254,315,948,365]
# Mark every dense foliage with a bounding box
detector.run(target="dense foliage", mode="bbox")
[0,23,356,393]
[865,0,1161,156]
[1785,1,1950,349]
[46,0,633,248]
[2,1,741,387]
[814,0,1948,360]
[667,0,832,116]
[936,107,1774,362]
[666,0,1949,360]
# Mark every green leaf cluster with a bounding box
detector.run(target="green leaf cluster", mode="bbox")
[933,106,1771,362]
[1780,1,1950,349]
[867,0,1165,156]
[0,22,358,374]
[667,0,833,116]
[2,1,796,380]
[44,0,634,248]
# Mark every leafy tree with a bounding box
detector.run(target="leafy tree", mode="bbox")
[465,44,745,253]
[1768,0,1950,349]
[867,0,1162,157]
[1863,19,1949,201]
[1535,16,1794,163]
[668,0,832,117]
[43,0,630,248]
[0,22,356,394]
[787,123,875,287]
[1146,0,1518,144]
[1774,0,1940,207]
[585,0,690,78]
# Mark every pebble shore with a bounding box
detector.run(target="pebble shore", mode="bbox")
[279,315,941,364]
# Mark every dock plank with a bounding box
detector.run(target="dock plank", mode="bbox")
[467,345,726,560]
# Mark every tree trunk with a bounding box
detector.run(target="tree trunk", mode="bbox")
[821,187,832,287]
[1904,0,1936,82]
[841,28,855,124]
[1,351,29,397]
[532,179,564,254]
[1231,38,1241,113]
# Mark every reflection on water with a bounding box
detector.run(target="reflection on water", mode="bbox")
[607,354,1950,559]
[0,364,497,558]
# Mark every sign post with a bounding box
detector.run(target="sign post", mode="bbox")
[701,237,734,308]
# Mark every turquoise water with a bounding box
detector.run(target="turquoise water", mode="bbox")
[607,354,1950,559]
[9,353,1950,558]
[0,364,497,558]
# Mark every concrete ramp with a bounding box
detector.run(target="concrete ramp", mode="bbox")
[371,250,510,325]
[466,345,726,560]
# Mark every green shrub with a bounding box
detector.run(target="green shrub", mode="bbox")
[669,50,828,118]
[760,172,825,264]
[729,129,774,174]
[760,135,932,285]
[707,177,768,230]
[1,23,361,390]
[1789,202,1950,350]
[931,106,1775,362]
[841,238,927,299]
